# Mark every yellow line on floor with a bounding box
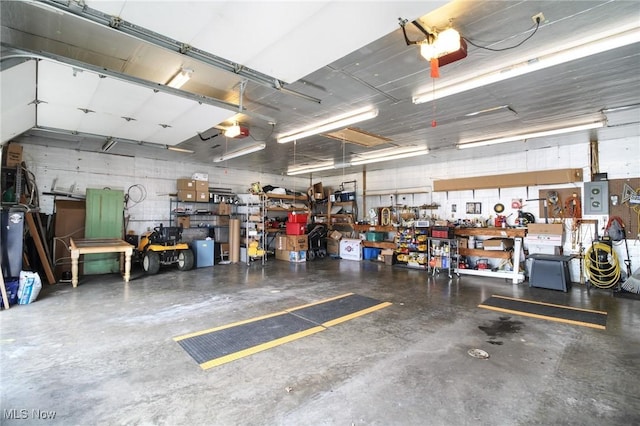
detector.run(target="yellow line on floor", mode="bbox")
[199,326,326,370]
[490,294,608,315]
[478,304,606,330]
[286,292,354,312]
[173,311,289,341]
[322,302,393,327]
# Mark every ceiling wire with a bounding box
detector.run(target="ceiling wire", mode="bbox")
[463,18,541,52]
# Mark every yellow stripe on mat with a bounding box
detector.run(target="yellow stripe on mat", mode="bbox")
[199,326,326,370]
[173,310,289,341]
[477,304,606,330]
[322,302,393,327]
[489,295,608,315]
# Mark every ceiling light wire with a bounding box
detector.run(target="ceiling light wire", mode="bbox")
[463,18,541,52]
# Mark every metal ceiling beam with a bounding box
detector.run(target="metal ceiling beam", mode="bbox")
[40,0,322,104]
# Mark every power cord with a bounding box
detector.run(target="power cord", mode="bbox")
[463,17,541,52]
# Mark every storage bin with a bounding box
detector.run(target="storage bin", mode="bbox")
[339,192,356,201]
[431,227,454,239]
[286,222,306,235]
[366,232,384,241]
[363,247,381,260]
[287,212,309,223]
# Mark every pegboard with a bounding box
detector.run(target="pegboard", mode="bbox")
[534,181,640,238]
[608,178,640,239]
[535,188,583,221]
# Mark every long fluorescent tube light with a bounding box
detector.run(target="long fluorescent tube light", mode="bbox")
[413,23,640,104]
[167,146,195,154]
[166,68,193,89]
[213,143,266,162]
[287,161,336,176]
[351,148,429,165]
[457,122,605,150]
[277,107,378,143]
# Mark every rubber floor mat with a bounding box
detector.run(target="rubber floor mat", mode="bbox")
[174,293,391,369]
[479,295,607,329]
[288,293,391,327]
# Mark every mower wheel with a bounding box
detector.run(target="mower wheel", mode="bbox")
[143,251,160,275]
[308,250,316,261]
[177,249,194,271]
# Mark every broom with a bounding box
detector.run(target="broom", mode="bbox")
[621,268,640,294]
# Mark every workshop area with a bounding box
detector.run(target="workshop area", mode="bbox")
[1,1,640,425]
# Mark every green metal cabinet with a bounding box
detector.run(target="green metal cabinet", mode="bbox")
[84,188,124,274]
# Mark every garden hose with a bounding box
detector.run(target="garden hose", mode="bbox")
[584,241,621,289]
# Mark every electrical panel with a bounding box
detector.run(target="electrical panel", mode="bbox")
[584,181,609,215]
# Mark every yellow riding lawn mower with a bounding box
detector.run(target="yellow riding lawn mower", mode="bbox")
[137,224,194,274]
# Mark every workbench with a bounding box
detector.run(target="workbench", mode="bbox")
[454,227,526,284]
[69,238,134,287]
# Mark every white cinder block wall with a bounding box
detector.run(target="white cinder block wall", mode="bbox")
[20,125,640,283]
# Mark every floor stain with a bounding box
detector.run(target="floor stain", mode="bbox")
[479,316,523,345]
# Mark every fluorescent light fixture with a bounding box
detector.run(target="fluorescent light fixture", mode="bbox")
[101,138,117,152]
[277,107,378,144]
[224,123,241,138]
[287,161,336,176]
[213,143,266,162]
[457,122,605,149]
[351,148,429,165]
[166,68,193,88]
[414,23,640,104]
[167,146,194,154]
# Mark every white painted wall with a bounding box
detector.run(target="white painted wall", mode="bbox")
[18,124,640,285]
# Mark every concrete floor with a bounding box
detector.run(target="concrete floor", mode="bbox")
[2,258,640,426]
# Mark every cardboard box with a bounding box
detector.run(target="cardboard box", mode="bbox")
[527,223,564,235]
[275,249,307,262]
[195,191,209,202]
[313,182,324,200]
[326,238,340,255]
[176,216,190,228]
[2,143,23,167]
[192,172,209,181]
[177,179,196,190]
[177,190,196,201]
[457,238,468,249]
[195,180,209,191]
[329,230,343,240]
[340,238,362,261]
[276,234,308,251]
[218,202,231,215]
[483,238,514,251]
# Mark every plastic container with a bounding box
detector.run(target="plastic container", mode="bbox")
[363,247,381,260]
[286,222,306,235]
[366,232,384,241]
[287,212,309,223]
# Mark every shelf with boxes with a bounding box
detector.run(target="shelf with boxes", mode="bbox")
[454,227,526,283]
[263,192,309,234]
[352,224,395,263]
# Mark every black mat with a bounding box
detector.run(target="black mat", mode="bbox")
[288,293,389,326]
[174,293,390,369]
[479,295,607,330]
